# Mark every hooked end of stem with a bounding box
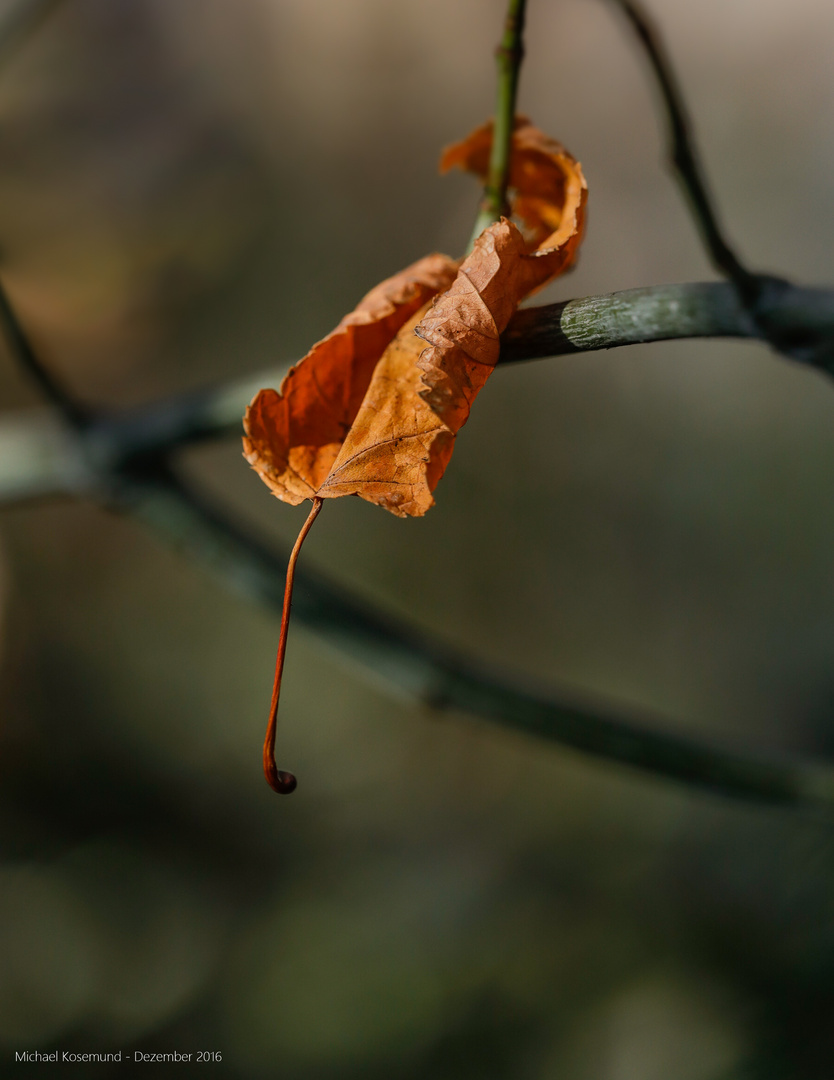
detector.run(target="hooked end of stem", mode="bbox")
[265,760,298,795]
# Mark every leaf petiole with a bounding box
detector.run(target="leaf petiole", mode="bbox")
[263,495,324,794]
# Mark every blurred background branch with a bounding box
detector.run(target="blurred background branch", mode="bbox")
[0,0,64,70]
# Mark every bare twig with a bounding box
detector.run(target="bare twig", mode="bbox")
[505,282,755,360]
[468,0,528,249]
[610,0,834,373]
[611,0,756,299]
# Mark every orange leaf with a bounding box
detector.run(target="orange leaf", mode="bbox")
[243,253,459,506]
[244,117,588,793]
[244,117,587,518]
[415,119,587,443]
[440,115,587,268]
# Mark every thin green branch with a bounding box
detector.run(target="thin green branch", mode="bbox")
[120,469,834,809]
[502,282,749,360]
[468,0,528,249]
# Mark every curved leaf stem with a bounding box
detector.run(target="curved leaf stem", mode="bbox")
[263,496,323,794]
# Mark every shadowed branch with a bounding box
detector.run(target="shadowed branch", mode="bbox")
[3,280,834,505]
[612,0,755,296]
[611,0,834,373]
[122,468,834,809]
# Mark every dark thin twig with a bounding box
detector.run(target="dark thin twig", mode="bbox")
[0,276,88,426]
[612,0,759,303]
[122,467,834,810]
[610,0,834,372]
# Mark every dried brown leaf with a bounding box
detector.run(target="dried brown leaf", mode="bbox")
[243,253,458,506]
[245,118,588,793]
[440,115,587,266]
[244,118,587,518]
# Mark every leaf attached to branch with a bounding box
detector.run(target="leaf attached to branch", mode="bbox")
[242,117,587,793]
[244,117,587,518]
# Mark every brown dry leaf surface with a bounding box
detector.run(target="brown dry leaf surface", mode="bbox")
[244,118,587,518]
[243,254,458,505]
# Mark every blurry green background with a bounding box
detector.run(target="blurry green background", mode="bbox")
[1,0,834,1076]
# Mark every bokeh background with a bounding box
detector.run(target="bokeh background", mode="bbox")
[1,0,834,1076]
